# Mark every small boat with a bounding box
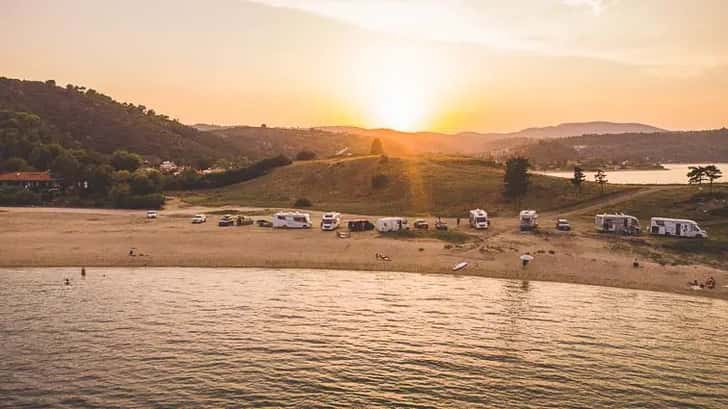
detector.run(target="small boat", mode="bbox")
[452,261,469,271]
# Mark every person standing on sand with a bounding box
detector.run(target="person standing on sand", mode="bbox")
[457,217,460,226]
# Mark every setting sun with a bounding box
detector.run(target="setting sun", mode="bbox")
[351,45,448,131]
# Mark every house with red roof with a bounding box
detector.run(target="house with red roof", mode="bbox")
[0,171,58,190]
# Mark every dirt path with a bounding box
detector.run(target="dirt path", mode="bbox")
[544,186,678,218]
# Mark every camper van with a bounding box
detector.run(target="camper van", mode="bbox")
[595,213,641,235]
[272,211,312,229]
[376,217,409,233]
[469,209,490,229]
[320,212,342,231]
[650,217,707,238]
[519,210,539,231]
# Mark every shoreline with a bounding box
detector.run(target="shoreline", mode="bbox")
[2,205,726,301]
[6,261,728,302]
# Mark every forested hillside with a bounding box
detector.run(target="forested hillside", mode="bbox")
[0,77,238,165]
[517,129,728,169]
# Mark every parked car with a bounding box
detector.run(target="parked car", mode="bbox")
[413,219,429,229]
[555,218,571,231]
[218,215,235,227]
[236,215,254,226]
[191,214,207,224]
[146,210,158,219]
[435,219,448,231]
[348,219,375,232]
[256,219,273,228]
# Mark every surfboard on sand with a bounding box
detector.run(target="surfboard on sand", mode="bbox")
[452,261,469,271]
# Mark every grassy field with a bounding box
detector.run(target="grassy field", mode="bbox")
[180,155,634,217]
[574,185,728,267]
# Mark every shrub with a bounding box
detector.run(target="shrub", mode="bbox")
[0,187,42,205]
[295,150,317,161]
[294,198,312,208]
[371,173,389,189]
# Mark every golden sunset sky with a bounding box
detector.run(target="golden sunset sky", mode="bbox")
[3,0,728,132]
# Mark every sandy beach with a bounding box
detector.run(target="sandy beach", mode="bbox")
[1,204,726,300]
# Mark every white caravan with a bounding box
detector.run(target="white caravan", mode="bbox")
[469,209,490,229]
[595,213,641,235]
[320,212,342,231]
[649,217,707,238]
[272,211,312,229]
[376,217,409,233]
[519,210,539,231]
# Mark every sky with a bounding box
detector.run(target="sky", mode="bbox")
[2,0,728,133]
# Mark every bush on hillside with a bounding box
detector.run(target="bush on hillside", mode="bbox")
[371,174,389,189]
[295,150,317,161]
[0,187,42,205]
[185,154,292,189]
[294,198,312,208]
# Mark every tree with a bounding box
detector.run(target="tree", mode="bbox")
[86,164,114,194]
[50,151,81,187]
[594,169,608,194]
[571,166,586,196]
[2,157,31,172]
[295,150,317,161]
[704,165,723,194]
[111,150,142,172]
[687,166,707,186]
[503,157,530,206]
[370,138,384,155]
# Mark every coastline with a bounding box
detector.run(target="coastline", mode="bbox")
[2,206,726,300]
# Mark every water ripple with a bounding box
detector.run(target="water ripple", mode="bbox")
[1,267,728,408]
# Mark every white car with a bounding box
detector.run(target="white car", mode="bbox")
[191,214,207,224]
[146,210,158,219]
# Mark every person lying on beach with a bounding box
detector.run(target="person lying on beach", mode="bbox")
[375,253,391,261]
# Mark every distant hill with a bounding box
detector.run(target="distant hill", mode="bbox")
[517,129,728,169]
[205,126,376,159]
[0,77,239,164]
[317,121,665,155]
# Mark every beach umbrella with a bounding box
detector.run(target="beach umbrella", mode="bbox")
[520,254,534,267]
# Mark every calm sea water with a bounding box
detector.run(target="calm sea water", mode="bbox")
[537,163,728,185]
[2,268,728,408]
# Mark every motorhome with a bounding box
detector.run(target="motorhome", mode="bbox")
[519,210,539,231]
[649,217,707,238]
[595,213,641,235]
[320,212,342,231]
[376,217,409,233]
[272,211,312,229]
[469,209,489,229]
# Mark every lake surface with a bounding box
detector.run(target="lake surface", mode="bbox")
[2,268,728,408]
[537,163,728,185]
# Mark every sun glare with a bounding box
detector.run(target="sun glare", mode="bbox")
[352,45,447,132]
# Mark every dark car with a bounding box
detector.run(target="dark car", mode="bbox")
[413,219,429,230]
[348,219,375,232]
[218,215,235,227]
[256,219,273,228]
[556,218,571,231]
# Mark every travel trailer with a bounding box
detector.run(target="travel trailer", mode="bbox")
[320,212,342,231]
[519,210,539,231]
[595,213,641,235]
[376,217,409,233]
[469,209,490,229]
[649,217,707,238]
[272,211,312,229]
